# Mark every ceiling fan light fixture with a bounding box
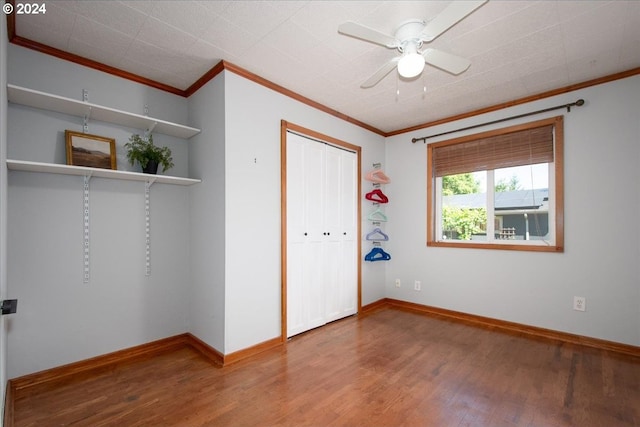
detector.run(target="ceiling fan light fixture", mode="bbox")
[397,52,425,78]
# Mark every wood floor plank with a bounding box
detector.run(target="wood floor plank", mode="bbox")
[11,308,640,426]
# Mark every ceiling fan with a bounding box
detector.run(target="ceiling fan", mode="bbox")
[338,1,487,88]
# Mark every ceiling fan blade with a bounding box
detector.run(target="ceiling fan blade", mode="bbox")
[421,0,487,42]
[422,48,471,75]
[338,21,398,48]
[361,58,400,88]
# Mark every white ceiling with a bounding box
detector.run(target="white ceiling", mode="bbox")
[13,1,640,134]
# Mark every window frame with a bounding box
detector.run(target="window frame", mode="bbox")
[427,116,564,253]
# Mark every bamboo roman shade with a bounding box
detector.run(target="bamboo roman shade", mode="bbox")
[432,124,554,177]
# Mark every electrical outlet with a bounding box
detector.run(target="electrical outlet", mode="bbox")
[395,279,401,288]
[573,296,586,312]
[414,280,421,291]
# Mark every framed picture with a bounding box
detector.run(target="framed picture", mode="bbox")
[65,130,117,170]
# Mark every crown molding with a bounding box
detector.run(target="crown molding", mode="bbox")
[220,60,386,135]
[386,66,640,137]
[6,11,640,138]
[9,35,186,96]
[6,0,16,40]
[184,60,225,97]
[6,34,385,136]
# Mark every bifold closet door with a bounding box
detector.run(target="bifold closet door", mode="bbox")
[323,146,357,323]
[286,134,357,338]
[287,137,326,337]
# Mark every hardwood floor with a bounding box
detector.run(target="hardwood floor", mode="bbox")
[11,308,640,426]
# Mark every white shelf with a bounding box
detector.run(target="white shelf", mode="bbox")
[7,84,201,139]
[7,159,201,186]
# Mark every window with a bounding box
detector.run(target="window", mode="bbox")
[427,116,564,252]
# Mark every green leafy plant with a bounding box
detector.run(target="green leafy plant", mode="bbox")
[442,205,487,240]
[124,134,174,173]
[442,173,480,196]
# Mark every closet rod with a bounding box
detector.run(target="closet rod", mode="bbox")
[411,99,585,144]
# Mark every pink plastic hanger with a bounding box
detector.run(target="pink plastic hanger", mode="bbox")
[365,169,391,184]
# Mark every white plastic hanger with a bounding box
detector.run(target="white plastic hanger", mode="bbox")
[367,208,388,222]
[366,227,389,241]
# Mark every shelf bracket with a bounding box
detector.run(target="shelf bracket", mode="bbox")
[82,89,91,133]
[144,122,157,139]
[83,175,91,284]
[145,181,152,276]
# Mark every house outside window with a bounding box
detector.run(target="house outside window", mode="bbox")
[427,116,564,252]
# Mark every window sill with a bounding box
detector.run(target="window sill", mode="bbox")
[427,241,563,253]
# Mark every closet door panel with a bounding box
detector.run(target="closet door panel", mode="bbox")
[286,139,307,337]
[341,151,358,238]
[322,238,343,322]
[323,146,343,238]
[323,145,342,321]
[286,244,306,336]
[287,136,325,337]
[304,238,326,331]
[339,150,358,318]
[286,140,306,245]
[305,140,325,240]
[286,134,358,337]
[340,238,358,315]
[302,139,326,331]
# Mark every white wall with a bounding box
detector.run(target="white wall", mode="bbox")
[385,75,640,346]
[1,12,10,421]
[4,44,386,374]
[187,74,226,352]
[222,72,386,353]
[6,46,193,378]
[7,47,190,178]
[8,41,636,380]
[8,46,188,128]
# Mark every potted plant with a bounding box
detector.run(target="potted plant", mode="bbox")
[124,134,174,174]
